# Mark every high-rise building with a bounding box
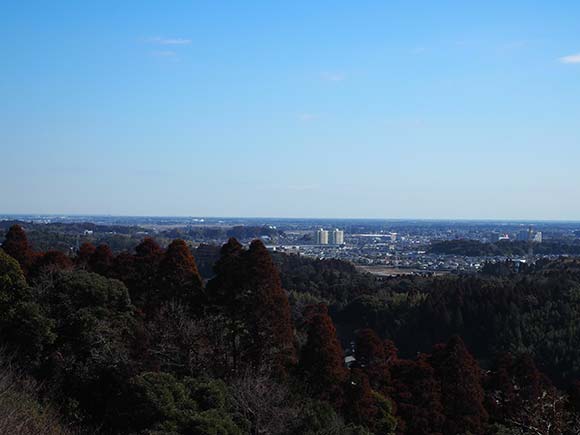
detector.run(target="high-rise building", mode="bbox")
[516,229,531,242]
[315,229,329,245]
[532,231,542,243]
[330,229,344,245]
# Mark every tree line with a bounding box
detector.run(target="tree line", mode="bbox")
[429,239,580,257]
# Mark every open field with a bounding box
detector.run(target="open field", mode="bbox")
[357,265,450,277]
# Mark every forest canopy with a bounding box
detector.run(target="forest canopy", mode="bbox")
[1,224,580,434]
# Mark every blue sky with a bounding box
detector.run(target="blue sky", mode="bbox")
[1,1,579,219]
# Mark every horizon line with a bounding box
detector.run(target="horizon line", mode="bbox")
[1,213,580,224]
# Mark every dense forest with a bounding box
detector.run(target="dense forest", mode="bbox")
[2,224,580,434]
[429,239,580,257]
[0,220,282,254]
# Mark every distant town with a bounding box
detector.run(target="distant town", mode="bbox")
[2,214,580,277]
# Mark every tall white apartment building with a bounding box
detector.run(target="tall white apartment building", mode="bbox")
[330,229,344,245]
[316,229,329,245]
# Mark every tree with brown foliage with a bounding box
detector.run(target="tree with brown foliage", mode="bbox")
[75,242,96,269]
[486,353,563,433]
[429,335,488,435]
[155,239,203,311]
[30,251,73,278]
[88,244,114,277]
[390,354,445,435]
[134,237,164,280]
[2,224,34,273]
[206,239,296,376]
[243,240,296,374]
[111,237,164,309]
[344,369,377,425]
[299,303,348,410]
[355,328,392,396]
[205,238,246,373]
[206,237,244,309]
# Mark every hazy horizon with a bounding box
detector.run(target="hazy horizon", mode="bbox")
[3,212,580,224]
[2,1,580,220]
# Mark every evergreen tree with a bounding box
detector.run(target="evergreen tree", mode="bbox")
[344,367,398,435]
[299,304,348,410]
[486,352,556,426]
[355,328,392,396]
[76,242,96,268]
[243,240,296,374]
[207,239,296,376]
[0,248,55,365]
[2,224,34,273]
[88,244,114,276]
[429,335,488,435]
[155,239,203,310]
[390,355,445,435]
[206,237,244,309]
[112,237,165,309]
[30,250,73,277]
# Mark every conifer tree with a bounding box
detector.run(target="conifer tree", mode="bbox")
[344,369,378,426]
[155,239,203,309]
[30,250,73,277]
[206,238,244,309]
[299,304,348,410]
[76,242,96,268]
[206,239,295,376]
[2,224,34,273]
[355,328,392,396]
[429,335,488,435]
[486,352,556,425]
[88,244,114,277]
[113,237,164,308]
[243,240,296,374]
[390,353,445,435]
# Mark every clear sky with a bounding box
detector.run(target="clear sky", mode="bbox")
[1,1,579,219]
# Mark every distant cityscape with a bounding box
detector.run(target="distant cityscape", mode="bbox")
[2,214,580,277]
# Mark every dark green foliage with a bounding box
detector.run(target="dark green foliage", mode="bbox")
[37,270,136,425]
[430,238,580,257]
[116,372,243,434]
[0,247,29,302]
[0,353,76,435]
[338,293,426,353]
[336,269,580,387]
[0,249,55,365]
[293,400,374,435]
[273,253,378,307]
[5,225,580,434]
